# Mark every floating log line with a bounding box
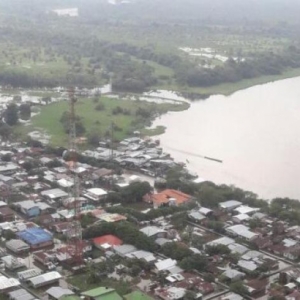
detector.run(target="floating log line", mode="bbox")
[167,147,223,164]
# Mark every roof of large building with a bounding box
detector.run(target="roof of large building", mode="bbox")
[0,163,19,173]
[8,289,35,300]
[206,237,235,247]
[228,243,249,255]
[93,235,123,247]
[82,287,122,300]
[0,275,20,291]
[124,291,154,300]
[234,205,260,215]
[222,269,245,279]
[140,226,166,237]
[17,227,53,245]
[155,258,177,271]
[126,250,156,262]
[28,271,62,287]
[17,200,39,211]
[17,269,42,281]
[41,188,68,199]
[87,188,107,196]
[152,189,191,206]
[189,211,206,221]
[113,244,137,256]
[226,224,258,240]
[237,260,258,272]
[219,200,242,209]
[6,239,30,252]
[233,214,250,221]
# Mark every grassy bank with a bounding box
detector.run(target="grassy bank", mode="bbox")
[21,96,188,146]
[156,67,300,96]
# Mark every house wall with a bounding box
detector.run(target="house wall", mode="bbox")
[31,278,60,288]
[30,240,53,250]
[0,213,14,222]
[283,252,298,261]
[33,254,54,265]
[21,206,40,218]
[155,232,168,239]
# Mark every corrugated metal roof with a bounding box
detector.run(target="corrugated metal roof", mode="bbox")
[28,271,62,287]
[17,269,42,280]
[220,200,242,209]
[6,239,29,252]
[140,226,166,237]
[0,275,20,291]
[155,258,177,271]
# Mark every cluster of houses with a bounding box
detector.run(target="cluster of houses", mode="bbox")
[0,137,300,300]
[0,140,202,300]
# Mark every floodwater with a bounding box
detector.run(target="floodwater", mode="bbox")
[152,76,300,200]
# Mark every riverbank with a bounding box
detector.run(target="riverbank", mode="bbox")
[3,67,300,103]
[156,67,300,97]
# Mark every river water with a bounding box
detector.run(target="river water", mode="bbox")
[152,77,300,200]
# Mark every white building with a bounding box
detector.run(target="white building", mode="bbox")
[155,258,177,272]
[28,271,62,288]
[226,224,259,241]
[41,188,68,201]
[219,200,242,211]
[205,237,235,248]
[18,269,42,281]
[234,205,260,215]
[0,275,20,293]
[83,188,107,201]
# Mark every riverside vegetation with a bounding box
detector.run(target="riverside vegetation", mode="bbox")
[1,0,300,96]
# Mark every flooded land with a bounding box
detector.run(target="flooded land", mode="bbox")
[153,76,300,199]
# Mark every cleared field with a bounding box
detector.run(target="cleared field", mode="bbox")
[26,96,188,146]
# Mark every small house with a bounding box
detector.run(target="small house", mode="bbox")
[140,226,167,239]
[145,189,192,208]
[219,200,242,211]
[16,200,40,218]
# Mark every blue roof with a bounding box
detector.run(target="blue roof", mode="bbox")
[17,227,53,245]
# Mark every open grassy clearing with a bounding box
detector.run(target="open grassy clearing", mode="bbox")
[21,96,188,146]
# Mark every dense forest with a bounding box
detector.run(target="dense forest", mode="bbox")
[0,0,300,93]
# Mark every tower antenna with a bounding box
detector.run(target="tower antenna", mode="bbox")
[64,87,83,266]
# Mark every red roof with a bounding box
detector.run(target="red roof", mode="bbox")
[152,189,191,206]
[93,235,123,246]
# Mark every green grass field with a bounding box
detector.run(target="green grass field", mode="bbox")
[24,97,188,146]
